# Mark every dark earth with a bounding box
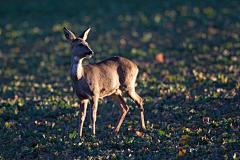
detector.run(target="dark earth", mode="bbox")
[0,0,239,159]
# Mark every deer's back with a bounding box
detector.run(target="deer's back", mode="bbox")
[94,56,137,69]
[82,56,139,97]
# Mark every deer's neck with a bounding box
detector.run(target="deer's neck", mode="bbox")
[71,56,84,80]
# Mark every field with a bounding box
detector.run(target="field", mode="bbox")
[0,0,239,159]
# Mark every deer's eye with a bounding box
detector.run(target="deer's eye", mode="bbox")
[78,43,84,47]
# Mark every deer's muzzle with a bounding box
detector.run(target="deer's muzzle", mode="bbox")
[86,51,94,58]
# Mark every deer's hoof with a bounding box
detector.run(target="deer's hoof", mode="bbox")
[140,127,146,132]
[91,134,97,139]
[111,131,118,137]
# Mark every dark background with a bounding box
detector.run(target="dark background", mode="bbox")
[0,0,239,159]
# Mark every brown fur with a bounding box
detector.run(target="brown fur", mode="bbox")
[63,27,146,137]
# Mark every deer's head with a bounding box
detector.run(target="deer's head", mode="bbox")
[63,27,94,59]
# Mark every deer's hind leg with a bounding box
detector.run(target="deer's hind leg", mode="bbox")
[111,93,129,136]
[125,90,146,131]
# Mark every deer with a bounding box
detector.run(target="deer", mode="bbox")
[63,27,146,137]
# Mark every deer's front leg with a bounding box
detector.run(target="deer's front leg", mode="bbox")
[79,99,88,138]
[90,96,99,136]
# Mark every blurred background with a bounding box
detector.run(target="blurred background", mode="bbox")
[0,0,239,99]
[0,0,239,159]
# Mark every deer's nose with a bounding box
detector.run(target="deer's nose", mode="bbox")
[86,51,94,56]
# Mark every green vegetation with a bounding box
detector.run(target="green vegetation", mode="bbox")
[0,0,239,159]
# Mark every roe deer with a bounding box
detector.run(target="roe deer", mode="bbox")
[63,27,146,137]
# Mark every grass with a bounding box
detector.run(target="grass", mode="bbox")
[0,0,239,159]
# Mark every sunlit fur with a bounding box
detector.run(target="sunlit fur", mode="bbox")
[63,27,146,137]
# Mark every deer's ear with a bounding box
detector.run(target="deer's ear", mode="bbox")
[63,27,76,42]
[79,27,91,41]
